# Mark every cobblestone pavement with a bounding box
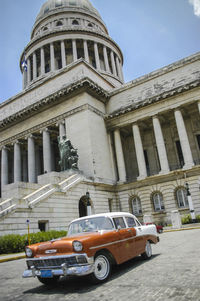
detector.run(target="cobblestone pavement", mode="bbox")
[0,229,199,301]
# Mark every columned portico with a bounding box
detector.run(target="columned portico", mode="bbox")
[28,135,36,183]
[152,116,169,174]
[174,109,194,169]
[14,141,21,182]
[132,123,147,180]
[42,128,52,173]
[114,129,126,182]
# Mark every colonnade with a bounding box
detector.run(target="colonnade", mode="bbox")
[23,38,123,88]
[113,106,198,182]
[0,122,66,193]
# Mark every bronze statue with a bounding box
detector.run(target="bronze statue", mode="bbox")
[58,136,79,171]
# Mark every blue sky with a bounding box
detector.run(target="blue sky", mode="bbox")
[0,0,200,102]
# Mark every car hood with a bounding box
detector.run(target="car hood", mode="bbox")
[28,231,111,257]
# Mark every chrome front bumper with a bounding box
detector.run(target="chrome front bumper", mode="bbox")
[23,254,94,278]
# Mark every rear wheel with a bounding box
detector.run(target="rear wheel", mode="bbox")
[141,241,152,259]
[37,276,60,286]
[89,253,111,284]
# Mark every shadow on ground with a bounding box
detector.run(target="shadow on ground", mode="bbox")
[23,254,160,296]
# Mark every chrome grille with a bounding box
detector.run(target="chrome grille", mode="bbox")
[27,256,79,269]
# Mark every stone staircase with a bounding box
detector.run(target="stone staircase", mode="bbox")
[0,172,83,217]
[0,198,17,218]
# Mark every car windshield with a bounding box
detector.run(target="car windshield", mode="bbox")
[67,216,114,236]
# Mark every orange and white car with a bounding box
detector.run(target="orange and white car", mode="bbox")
[23,212,159,285]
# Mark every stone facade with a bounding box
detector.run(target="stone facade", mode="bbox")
[0,0,200,235]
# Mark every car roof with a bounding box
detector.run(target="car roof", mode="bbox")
[70,212,136,223]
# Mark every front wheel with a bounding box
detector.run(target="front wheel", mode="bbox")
[37,276,60,286]
[89,253,111,284]
[141,241,152,259]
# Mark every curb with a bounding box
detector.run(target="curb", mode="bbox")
[163,226,200,233]
[0,255,26,263]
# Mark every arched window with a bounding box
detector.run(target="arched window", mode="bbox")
[88,23,93,28]
[176,187,188,208]
[152,192,165,212]
[131,196,142,216]
[72,20,79,25]
[56,21,63,26]
[43,27,48,32]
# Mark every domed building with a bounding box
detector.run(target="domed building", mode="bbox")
[0,0,200,234]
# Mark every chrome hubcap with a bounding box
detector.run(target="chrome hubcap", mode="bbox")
[146,241,152,257]
[94,255,109,280]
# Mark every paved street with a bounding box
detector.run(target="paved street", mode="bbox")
[0,229,200,301]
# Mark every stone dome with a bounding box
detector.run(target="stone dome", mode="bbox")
[36,0,101,22]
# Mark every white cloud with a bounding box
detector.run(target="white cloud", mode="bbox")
[189,0,200,17]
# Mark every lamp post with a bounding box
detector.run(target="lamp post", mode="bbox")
[86,191,92,216]
[185,182,196,222]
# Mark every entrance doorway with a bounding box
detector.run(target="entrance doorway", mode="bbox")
[79,197,87,217]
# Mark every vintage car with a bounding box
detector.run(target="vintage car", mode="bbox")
[23,212,159,285]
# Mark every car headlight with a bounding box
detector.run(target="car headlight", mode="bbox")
[73,240,83,252]
[25,247,33,258]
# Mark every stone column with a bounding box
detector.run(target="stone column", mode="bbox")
[103,45,110,72]
[198,101,200,114]
[50,42,55,71]
[72,39,77,61]
[61,40,66,68]
[27,58,31,84]
[110,51,117,76]
[116,56,123,81]
[33,52,37,80]
[83,40,89,63]
[22,69,27,90]
[152,116,170,174]
[174,109,194,169]
[114,129,126,182]
[94,42,100,70]
[28,135,36,183]
[42,128,52,173]
[132,123,147,180]
[59,122,66,140]
[22,149,28,182]
[14,141,21,182]
[40,47,45,75]
[1,147,9,187]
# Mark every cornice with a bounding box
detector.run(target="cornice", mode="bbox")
[110,52,200,97]
[0,104,105,147]
[105,79,200,120]
[0,78,109,131]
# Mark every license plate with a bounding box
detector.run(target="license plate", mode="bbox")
[40,270,53,278]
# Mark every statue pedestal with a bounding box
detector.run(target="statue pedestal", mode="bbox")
[38,170,83,185]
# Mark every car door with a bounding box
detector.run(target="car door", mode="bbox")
[112,216,135,263]
[133,217,146,254]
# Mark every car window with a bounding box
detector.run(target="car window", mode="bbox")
[113,217,126,229]
[125,217,136,227]
[68,216,114,236]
